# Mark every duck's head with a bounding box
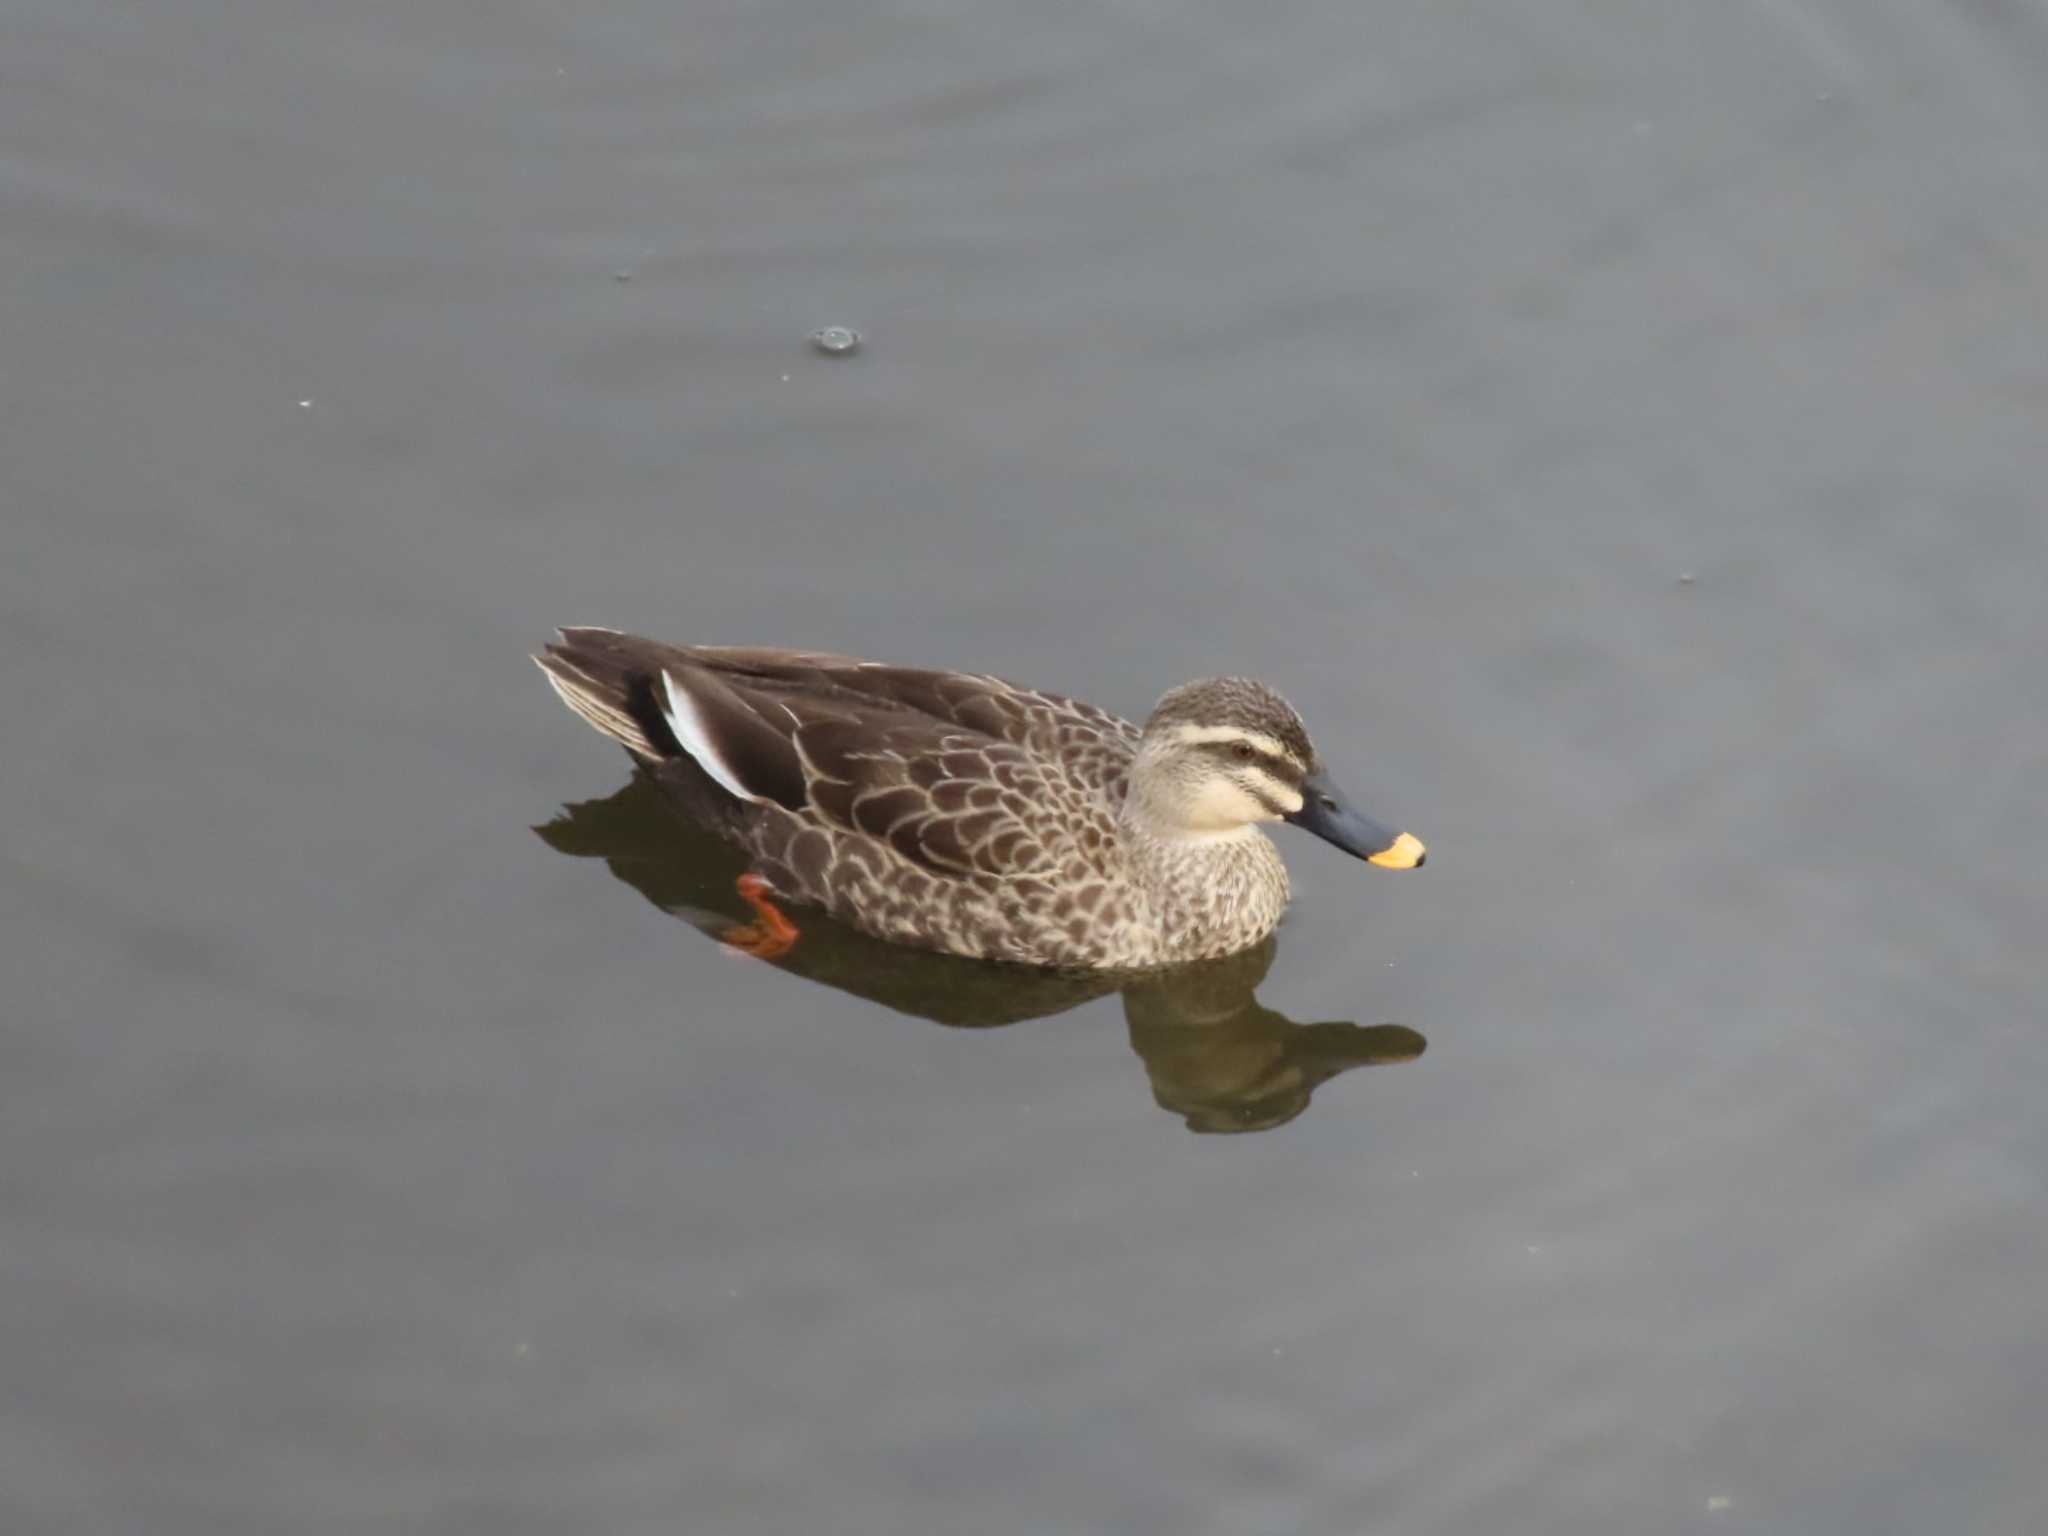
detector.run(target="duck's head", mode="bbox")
[1128,677,1426,869]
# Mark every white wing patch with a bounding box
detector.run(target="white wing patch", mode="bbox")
[662,670,766,803]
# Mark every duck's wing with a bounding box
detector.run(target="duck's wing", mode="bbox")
[536,630,1134,881]
[686,644,1141,764]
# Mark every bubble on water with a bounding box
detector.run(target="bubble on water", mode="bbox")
[810,325,862,356]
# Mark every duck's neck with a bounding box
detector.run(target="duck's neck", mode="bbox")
[1118,803,1291,961]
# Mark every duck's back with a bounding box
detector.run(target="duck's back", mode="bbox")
[689,641,1144,797]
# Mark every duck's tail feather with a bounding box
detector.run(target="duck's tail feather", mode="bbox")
[533,627,680,763]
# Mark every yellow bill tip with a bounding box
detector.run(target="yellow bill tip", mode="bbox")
[1367,832,1427,870]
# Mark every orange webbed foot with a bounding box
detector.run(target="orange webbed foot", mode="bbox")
[720,873,800,961]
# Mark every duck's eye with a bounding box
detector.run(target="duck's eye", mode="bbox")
[1230,741,1257,763]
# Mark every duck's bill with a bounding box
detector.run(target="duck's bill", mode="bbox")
[1285,771,1427,870]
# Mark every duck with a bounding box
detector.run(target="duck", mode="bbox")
[535,628,1424,970]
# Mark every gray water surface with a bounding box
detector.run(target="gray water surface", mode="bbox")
[6,2,2047,1532]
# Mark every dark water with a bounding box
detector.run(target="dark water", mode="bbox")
[6,2,2047,1531]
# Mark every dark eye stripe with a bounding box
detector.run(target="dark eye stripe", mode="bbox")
[1202,740,1304,785]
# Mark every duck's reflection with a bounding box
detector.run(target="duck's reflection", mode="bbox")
[537,774,1424,1133]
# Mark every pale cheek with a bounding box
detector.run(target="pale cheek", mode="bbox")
[1274,785,1305,817]
[1186,778,1272,828]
